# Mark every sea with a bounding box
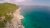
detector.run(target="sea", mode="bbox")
[21,5,50,28]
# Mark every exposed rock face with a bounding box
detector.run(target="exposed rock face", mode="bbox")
[5,8,24,28]
[0,3,24,28]
[13,8,24,28]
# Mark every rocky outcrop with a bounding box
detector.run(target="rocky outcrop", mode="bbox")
[0,3,24,28]
[6,7,24,28]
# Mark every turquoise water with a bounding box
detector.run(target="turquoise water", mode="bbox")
[21,7,50,28]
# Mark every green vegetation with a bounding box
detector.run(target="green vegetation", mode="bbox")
[0,3,19,28]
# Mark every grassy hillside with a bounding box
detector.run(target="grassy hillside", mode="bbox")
[0,3,19,28]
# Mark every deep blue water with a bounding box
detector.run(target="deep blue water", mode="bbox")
[21,6,50,28]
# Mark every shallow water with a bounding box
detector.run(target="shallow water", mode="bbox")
[21,6,50,28]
